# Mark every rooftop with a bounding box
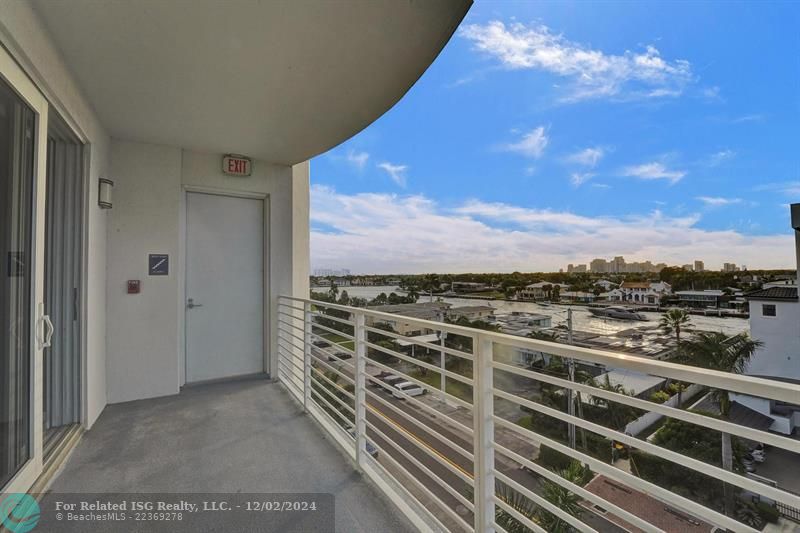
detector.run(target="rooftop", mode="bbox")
[745,286,799,301]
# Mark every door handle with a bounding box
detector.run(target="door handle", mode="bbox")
[187,298,203,309]
[37,303,54,349]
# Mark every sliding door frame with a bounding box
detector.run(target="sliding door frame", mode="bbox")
[0,42,49,494]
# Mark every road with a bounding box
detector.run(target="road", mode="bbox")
[313,350,625,532]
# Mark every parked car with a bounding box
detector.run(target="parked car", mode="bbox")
[312,340,331,348]
[380,375,405,389]
[369,371,394,387]
[392,381,426,399]
[742,453,757,472]
[750,447,766,463]
[347,430,378,458]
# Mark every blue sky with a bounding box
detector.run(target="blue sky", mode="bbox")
[310,1,799,274]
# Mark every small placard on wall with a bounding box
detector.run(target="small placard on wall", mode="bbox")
[148,254,169,276]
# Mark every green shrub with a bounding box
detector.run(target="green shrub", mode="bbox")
[755,501,780,524]
[538,445,573,471]
[650,390,671,404]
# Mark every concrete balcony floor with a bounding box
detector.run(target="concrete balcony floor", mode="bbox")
[47,377,414,532]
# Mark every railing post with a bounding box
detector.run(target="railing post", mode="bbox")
[473,334,495,533]
[303,301,312,412]
[354,311,367,469]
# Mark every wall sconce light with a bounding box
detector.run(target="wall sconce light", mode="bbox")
[99,178,114,209]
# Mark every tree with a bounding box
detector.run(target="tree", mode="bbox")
[494,461,586,533]
[328,282,339,301]
[536,461,587,533]
[659,308,693,343]
[676,332,763,516]
[551,284,561,302]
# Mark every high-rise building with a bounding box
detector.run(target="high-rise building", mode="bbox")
[723,263,739,273]
[694,260,704,272]
[590,258,609,273]
[612,256,626,273]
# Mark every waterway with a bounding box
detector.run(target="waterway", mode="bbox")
[324,285,749,336]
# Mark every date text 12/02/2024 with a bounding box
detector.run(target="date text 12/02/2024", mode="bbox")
[35,493,334,532]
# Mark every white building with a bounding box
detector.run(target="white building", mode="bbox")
[0,0,468,497]
[735,286,800,434]
[617,281,672,305]
[518,281,569,301]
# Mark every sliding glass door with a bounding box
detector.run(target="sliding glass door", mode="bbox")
[0,76,36,488]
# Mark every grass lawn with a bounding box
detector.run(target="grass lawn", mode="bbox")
[411,370,473,402]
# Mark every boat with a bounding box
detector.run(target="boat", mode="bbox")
[588,306,648,321]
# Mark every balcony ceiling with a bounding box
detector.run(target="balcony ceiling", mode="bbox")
[31,0,470,165]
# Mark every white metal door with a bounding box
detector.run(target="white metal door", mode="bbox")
[185,192,264,383]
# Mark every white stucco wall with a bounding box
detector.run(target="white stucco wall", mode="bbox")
[106,143,309,403]
[747,299,800,381]
[0,2,110,428]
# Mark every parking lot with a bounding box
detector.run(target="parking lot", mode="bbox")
[755,443,800,495]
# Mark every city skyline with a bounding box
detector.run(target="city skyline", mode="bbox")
[310,1,799,274]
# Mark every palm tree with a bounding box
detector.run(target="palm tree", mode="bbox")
[537,461,586,532]
[677,331,763,516]
[659,308,693,343]
[494,461,585,533]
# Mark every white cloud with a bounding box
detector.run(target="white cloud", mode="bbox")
[706,149,735,167]
[622,162,686,184]
[504,126,549,158]
[731,114,765,123]
[377,162,408,187]
[696,196,742,207]
[755,181,800,197]
[345,150,369,170]
[310,185,793,273]
[459,21,693,102]
[566,147,605,167]
[570,172,595,186]
[701,86,722,100]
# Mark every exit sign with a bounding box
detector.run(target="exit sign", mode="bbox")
[223,154,252,176]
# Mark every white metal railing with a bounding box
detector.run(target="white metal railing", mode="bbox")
[276,296,800,533]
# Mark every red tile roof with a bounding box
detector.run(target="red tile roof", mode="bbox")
[582,475,715,533]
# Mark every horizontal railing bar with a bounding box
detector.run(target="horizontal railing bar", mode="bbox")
[363,383,475,461]
[363,364,474,437]
[310,321,355,341]
[362,417,475,509]
[492,415,758,533]
[283,295,484,338]
[360,432,474,532]
[363,401,474,486]
[307,351,355,385]
[309,311,355,327]
[494,470,597,533]
[276,317,305,334]
[493,388,800,509]
[365,357,474,412]
[310,389,353,428]
[308,331,356,357]
[277,326,306,346]
[311,377,356,417]
[278,357,305,376]
[277,301,304,314]
[277,333,303,351]
[493,442,663,533]
[492,521,512,533]
[493,361,800,454]
[365,341,474,387]
[276,371,304,402]
[280,296,800,404]
[360,458,453,533]
[363,325,474,361]
[310,366,356,405]
[492,496,546,533]
[308,335,356,362]
[277,360,304,384]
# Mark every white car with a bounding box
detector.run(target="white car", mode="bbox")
[392,381,426,399]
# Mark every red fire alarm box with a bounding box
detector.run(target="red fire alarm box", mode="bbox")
[127,280,140,294]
